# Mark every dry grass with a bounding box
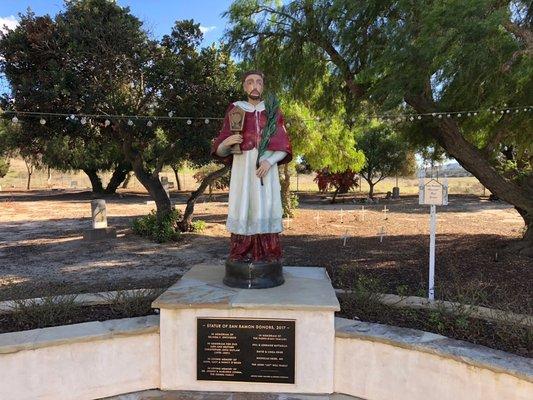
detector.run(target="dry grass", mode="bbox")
[1,157,485,196]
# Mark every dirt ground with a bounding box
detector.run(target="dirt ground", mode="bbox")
[0,189,531,313]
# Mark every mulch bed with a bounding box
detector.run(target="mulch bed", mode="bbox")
[0,304,157,334]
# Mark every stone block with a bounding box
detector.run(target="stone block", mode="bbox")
[83,227,117,241]
[153,264,339,394]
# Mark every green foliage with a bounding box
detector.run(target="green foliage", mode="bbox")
[357,122,416,196]
[282,100,365,173]
[132,209,182,243]
[190,219,207,232]
[259,92,280,159]
[0,0,242,208]
[224,0,533,236]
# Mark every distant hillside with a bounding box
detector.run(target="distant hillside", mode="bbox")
[442,161,473,177]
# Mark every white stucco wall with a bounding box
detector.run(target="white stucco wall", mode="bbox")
[0,317,160,400]
[334,336,533,400]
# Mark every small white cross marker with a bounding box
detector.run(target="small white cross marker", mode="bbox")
[378,226,386,243]
[342,229,349,246]
[314,212,321,226]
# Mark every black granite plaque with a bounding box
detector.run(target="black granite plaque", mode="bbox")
[197,318,295,383]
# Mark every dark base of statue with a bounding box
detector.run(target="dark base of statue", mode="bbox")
[223,259,284,289]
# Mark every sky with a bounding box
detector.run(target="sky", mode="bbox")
[0,0,236,94]
[0,0,234,45]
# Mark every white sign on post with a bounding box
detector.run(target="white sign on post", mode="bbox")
[424,181,444,205]
[419,174,448,301]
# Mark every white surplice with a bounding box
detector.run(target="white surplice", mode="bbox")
[217,100,286,235]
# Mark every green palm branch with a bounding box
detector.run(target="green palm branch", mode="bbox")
[258,92,280,160]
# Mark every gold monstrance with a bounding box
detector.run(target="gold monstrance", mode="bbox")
[228,107,245,154]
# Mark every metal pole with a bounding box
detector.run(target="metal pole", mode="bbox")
[429,204,437,301]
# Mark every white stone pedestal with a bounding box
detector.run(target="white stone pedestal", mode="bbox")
[152,264,340,394]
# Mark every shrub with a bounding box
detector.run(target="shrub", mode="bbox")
[314,169,359,203]
[105,288,164,318]
[9,294,79,330]
[190,219,207,232]
[132,208,182,243]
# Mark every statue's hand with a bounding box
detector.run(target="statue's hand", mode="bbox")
[256,160,271,178]
[221,134,243,147]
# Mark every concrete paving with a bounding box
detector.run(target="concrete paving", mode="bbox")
[102,390,363,400]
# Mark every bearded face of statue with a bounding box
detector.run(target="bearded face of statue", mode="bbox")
[243,73,264,101]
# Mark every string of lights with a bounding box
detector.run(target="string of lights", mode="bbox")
[2,105,531,127]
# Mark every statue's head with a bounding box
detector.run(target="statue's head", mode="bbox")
[242,70,264,101]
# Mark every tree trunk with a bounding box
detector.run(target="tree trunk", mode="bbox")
[280,163,292,217]
[104,163,130,194]
[368,182,375,199]
[47,167,52,187]
[135,167,171,220]
[83,168,104,194]
[122,146,171,222]
[26,170,32,190]
[331,187,340,204]
[511,207,533,256]
[24,159,34,190]
[122,171,134,189]
[178,165,229,232]
[405,93,533,254]
[171,166,182,191]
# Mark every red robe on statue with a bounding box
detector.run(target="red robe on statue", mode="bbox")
[211,101,292,263]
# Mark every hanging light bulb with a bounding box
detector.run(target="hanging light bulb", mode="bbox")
[187,119,192,125]
[409,116,414,121]
[286,123,291,128]
[524,108,527,112]
[80,117,87,125]
[447,113,451,118]
[473,112,478,116]
[11,116,19,124]
[467,112,471,117]
[70,114,76,120]
[168,111,174,117]
[431,113,436,117]
[492,110,496,114]
[417,115,422,120]
[147,120,153,127]
[104,119,111,127]
[506,109,510,113]
[40,118,46,125]
[515,109,519,113]
[204,118,209,124]
[457,113,462,118]
[127,119,134,126]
